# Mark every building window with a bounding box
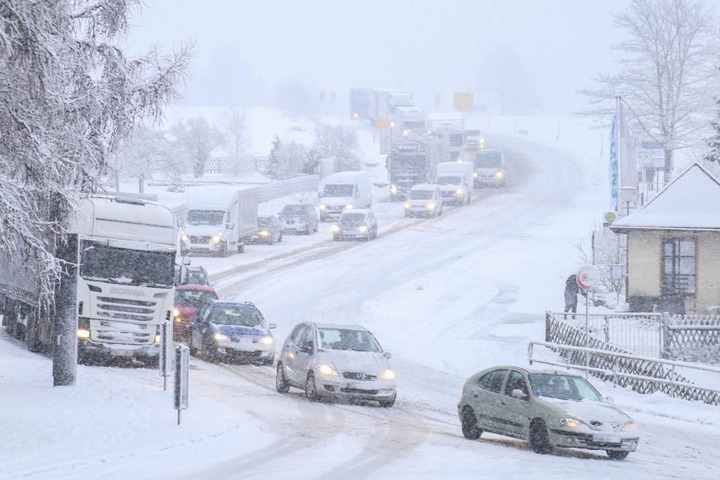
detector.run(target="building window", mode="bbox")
[662,238,696,295]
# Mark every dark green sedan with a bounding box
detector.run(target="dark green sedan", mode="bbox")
[458,366,639,459]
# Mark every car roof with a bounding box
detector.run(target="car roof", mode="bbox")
[176,284,216,292]
[311,322,369,332]
[478,365,584,378]
[341,208,371,214]
[209,300,259,310]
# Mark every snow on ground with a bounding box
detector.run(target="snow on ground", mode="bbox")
[2,112,720,480]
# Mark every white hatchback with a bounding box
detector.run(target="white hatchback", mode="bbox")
[276,322,397,407]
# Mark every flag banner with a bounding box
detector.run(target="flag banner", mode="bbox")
[609,109,619,210]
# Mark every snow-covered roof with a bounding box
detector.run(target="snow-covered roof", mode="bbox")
[611,163,720,232]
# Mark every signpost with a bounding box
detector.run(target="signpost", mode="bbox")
[174,345,189,425]
[576,265,600,371]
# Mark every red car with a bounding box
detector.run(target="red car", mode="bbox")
[173,284,219,342]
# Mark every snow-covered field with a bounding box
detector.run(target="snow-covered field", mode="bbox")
[2,112,720,480]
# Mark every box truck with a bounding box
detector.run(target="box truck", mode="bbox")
[180,188,258,256]
[318,171,373,221]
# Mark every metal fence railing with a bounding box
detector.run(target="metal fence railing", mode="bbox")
[528,340,720,406]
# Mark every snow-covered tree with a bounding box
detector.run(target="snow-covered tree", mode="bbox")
[580,0,718,184]
[225,107,249,176]
[312,123,360,172]
[262,136,308,180]
[0,1,189,336]
[170,117,224,177]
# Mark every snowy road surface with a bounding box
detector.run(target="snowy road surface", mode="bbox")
[2,132,719,480]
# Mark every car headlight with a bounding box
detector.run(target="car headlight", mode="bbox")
[624,422,637,431]
[473,172,478,178]
[426,202,436,210]
[212,233,223,244]
[181,233,189,243]
[381,369,395,380]
[561,418,582,428]
[260,335,274,345]
[173,308,180,317]
[495,170,504,179]
[317,363,338,376]
[259,230,269,236]
[404,203,411,209]
[214,332,228,342]
[358,225,367,232]
[319,204,326,211]
[332,225,340,233]
[455,188,464,196]
[345,203,353,210]
[390,184,398,195]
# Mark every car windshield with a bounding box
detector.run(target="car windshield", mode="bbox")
[474,151,502,168]
[186,209,225,226]
[318,328,381,352]
[281,205,307,215]
[436,176,461,185]
[210,306,264,327]
[528,373,603,401]
[174,289,218,307]
[409,189,434,200]
[340,213,366,223]
[322,184,354,197]
[258,217,273,226]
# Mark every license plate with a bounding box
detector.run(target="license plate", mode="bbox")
[593,434,621,443]
[347,382,354,389]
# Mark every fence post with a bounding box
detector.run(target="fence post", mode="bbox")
[662,312,670,359]
[545,311,552,342]
[603,315,609,343]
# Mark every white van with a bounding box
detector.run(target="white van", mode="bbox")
[473,149,505,187]
[318,171,373,221]
[435,161,473,205]
[404,183,443,218]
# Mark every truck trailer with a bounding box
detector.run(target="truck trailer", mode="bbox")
[0,195,178,365]
[180,188,258,256]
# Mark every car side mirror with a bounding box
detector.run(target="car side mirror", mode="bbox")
[511,389,528,400]
[269,323,277,329]
[227,222,235,229]
[300,344,313,354]
[383,351,392,359]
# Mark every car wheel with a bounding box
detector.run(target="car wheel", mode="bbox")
[188,336,199,357]
[529,419,552,454]
[305,372,319,401]
[607,450,629,460]
[276,363,290,393]
[461,406,482,440]
[202,336,218,363]
[278,233,283,242]
[237,242,245,253]
[378,394,396,408]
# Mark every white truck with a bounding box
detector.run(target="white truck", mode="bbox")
[318,171,373,221]
[180,188,258,256]
[435,161,474,205]
[0,195,178,364]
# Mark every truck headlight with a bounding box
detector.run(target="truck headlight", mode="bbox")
[390,184,398,195]
[495,170,504,179]
[426,202,436,210]
[455,188,464,196]
[173,308,180,317]
[381,369,395,380]
[181,233,189,243]
[404,203,411,209]
[212,233,223,244]
[319,204,326,211]
[214,333,228,342]
[332,225,340,233]
[345,203,353,210]
[473,172,478,178]
[77,329,90,339]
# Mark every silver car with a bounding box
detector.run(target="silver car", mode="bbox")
[276,322,397,407]
[332,209,378,241]
[278,203,318,235]
[458,366,639,459]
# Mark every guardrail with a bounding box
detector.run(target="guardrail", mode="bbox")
[528,341,720,405]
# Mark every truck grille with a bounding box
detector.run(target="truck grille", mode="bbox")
[91,296,158,345]
[91,319,156,345]
[97,297,156,322]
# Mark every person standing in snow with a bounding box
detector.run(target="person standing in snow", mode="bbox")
[564,274,581,318]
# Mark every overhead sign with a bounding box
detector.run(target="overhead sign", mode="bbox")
[576,265,600,290]
[453,93,474,112]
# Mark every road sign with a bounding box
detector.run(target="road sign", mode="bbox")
[576,265,600,290]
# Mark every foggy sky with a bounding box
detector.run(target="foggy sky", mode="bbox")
[127,0,631,115]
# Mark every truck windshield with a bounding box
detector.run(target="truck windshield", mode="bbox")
[436,176,461,185]
[392,155,427,170]
[475,151,502,168]
[186,209,225,226]
[322,184,354,197]
[449,133,464,146]
[80,241,175,287]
